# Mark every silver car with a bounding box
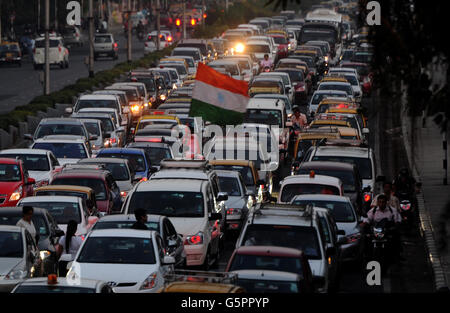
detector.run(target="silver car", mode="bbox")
[216,170,253,231]
[290,194,362,262]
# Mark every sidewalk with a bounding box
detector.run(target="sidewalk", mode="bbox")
[402,110,450,291]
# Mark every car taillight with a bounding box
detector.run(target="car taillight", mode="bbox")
[184,232,204,245]
[401,203,411,211]
[120,191,127,198]
[110,138,116,144]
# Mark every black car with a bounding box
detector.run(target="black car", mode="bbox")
[0,207,64,275]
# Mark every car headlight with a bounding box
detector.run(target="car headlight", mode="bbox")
[172,83,177,90]
[160,94,166,101]
[140,272,158,290]
[9,186,23,201]
[184,231,204,245]
[235,43,245,53]
[5,267,28,280]
[131,105,140,113]
[40,250,51,260]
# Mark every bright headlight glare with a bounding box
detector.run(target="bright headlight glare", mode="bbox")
[40,250,51,260]
[235,43,245,53]
[9,186,22,201]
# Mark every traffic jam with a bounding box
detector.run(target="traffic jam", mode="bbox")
[0,0,420,294]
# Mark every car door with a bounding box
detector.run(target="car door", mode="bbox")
[24,230,40,276]
[316,211,338,283]
[154,234,171,283]
[163,218,184,264]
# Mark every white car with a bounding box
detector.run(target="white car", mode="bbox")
[328,72,363,102]
[67,229,175,293]
[317,81,355,102]
[144,31,173,53]
[308,90,349,117]
[93,33,118,60]
[245,40,276,64]
[171,47,202,67]
[207,59,244,80]
[12,277,114,293]
[33,36,69,70]
[223,56,254,82]
[0,226,41,293]
[31,135,91,166]
[17,196,97,237]
[278,174,344,204]
[258,72,295,103]
[0,149,60,187]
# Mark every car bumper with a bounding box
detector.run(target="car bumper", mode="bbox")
[0,57,21,63]
[0,198,20,207]
[0,279,22,293]
[226,215,244,230]
[184,244,207,266]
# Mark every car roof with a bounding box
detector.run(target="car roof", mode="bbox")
[33,135,87,143]
[53,171,107,179]
[247,98,282,108]
[78,94,118,100]
[39,118,83,125]
[137,179,203,192]
[282,174,342,185]
[16,277,103,289]
[0,225,24,233]
[298,161,356,171]
[35,185,94,193]
[314,145,372,158]
[291,194,351,202]
[232,270,301,281]
[98,148,145,155]
[79,157,128,164]
[88,229,157,238]
[0,149,49,155]
[20,196,81,203]
[97,214,162,223]
[0,207,47,215]
[235,245,304,257]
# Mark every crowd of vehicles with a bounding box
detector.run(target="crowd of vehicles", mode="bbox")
[0,0,416,294]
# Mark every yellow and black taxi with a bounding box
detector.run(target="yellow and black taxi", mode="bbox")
[0,41,22,66]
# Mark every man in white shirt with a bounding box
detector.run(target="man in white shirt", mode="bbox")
[16,206,38,244]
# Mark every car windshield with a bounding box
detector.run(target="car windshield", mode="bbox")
[352,53,372,64]
[83,122,100,136]
[77,236,156,264]
[280,184,340,202]
[98,153,146,172]
[1,154,49,172]
[76,100,117,111]
[312,156,372,179]
[94,35,112,43]
[0,214,49,237]
[0,231,24,258]
[93,221,159,231]
[292,199,356,223]
[297,169,356,192]
[128,191,204,217]
[210,64,239,76]
[80,117,114,132]
[21,201,81,224]
[243,224,321,259]
[14,286,96,293]
[173,50,199,61]
[35,124,85,138]
[146,148,172,166]
[244,109,282,128]
[319,84,353,96]
[177,43,207,55]
[246,44,270,53]
[52,178,107,200]
[35,39,59,48]
[208,146,269,171]
[272,37,287,44]
[213,165,255,186]
[218,176,241,196]
[300,29,336,44]
[33,143,87,159]
[164,64,187,75]
[229,254,302,274]
[274,70,303,83]
[311,92,346,105]
[133,77,156,92]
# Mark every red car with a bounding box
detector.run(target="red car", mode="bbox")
[269,34,290,60]
[340,61,373,96]
[0,158,35,207]
[50,170,121,214]
[225,245,315,293]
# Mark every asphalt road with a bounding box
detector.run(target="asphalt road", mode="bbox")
[0,29,146,115]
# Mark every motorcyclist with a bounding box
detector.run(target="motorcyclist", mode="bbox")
[260,54,273,71]
[290,106,308,133]
[361,194,402,260]
[393,167,416,197]
[370,182,400,211]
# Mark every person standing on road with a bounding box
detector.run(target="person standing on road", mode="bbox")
[16,206,39,245]
[131,208,149,230]
[56,220,82,276]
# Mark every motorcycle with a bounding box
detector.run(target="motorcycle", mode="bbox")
[397,191,414,227]
[366,218,395,268]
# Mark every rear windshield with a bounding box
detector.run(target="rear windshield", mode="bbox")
[33,142,87,159]
[35,40,59,48]
[296,168,356,192]
[35,124,85,138]
[94,35,112,43]
[280,183,340,202]
[292,199,356,223]
[243,224,321,259]
[97,152,146,173]
[312,156,373,179]
[76,100,118,111]
[52,178,107,200]
[213,165,255,186]
[93,221,159,231]
[21,201,81,224]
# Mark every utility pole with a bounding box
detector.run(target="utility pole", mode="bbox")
[54,0,58,31]
[44,0,50,94]
[156,0,160,50]
[182,0,186,39]
[88,0,94,77]
[38,0,41,31]
[127,0,132,63]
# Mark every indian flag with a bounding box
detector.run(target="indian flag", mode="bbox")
[189,62,249,126]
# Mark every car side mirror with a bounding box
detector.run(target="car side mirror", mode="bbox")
[24,134,33,141]
[65,107,73,114]
[217,192,228,202]
[163,255,175,265]
[149,167,158,174]
[209,212,222,221]
[285,87,291,92]
[54,229,65,238]
[337,229,346,236]
[27,177,36,185]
